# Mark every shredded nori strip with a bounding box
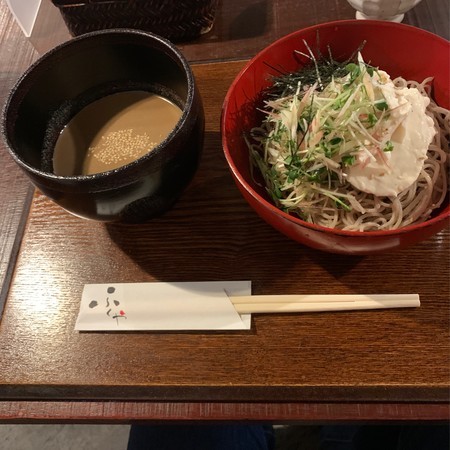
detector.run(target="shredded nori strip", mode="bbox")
[264,37,367,98]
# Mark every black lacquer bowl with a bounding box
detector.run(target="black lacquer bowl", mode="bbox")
[3,29,204,222]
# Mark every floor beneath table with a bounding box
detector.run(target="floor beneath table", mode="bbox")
[2,424,450,449]
[0,425,320,450]
[0,425,130,450]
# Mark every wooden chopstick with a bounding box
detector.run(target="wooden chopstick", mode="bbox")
[229,294,420,314]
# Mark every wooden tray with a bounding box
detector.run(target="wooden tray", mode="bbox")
[0,61,449,405]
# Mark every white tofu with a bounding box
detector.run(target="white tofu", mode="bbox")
[345,75,435,197]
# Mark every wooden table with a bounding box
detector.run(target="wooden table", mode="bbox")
[0,0,449,423]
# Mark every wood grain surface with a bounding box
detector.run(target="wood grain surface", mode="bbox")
[0,401,448,424]
[0,0,449,423]
[180,0,450,61]
[0,60,448,407]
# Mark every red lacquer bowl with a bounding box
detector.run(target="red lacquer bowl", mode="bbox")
[221,20,450,255]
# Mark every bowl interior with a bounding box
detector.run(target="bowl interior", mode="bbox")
[222,20,450,232]
[5,30,190,175]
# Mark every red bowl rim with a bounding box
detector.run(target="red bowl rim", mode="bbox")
[222,19,450,238]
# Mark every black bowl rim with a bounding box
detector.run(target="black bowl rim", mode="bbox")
[2,28,197,183]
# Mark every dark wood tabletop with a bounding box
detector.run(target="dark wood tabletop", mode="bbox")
[0,0,449,423]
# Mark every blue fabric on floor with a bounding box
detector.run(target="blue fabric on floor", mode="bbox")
[320,425,450,450]
[127,424,275,450]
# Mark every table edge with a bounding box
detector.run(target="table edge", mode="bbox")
[0,400,448,423]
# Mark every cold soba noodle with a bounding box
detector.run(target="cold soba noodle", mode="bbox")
[247,50,450,231]
[53,91,182,176]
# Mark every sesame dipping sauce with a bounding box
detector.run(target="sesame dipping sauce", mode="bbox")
[52,91,182,176]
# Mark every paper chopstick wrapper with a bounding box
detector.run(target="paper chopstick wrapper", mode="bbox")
[76,281,252,331]
[76,282,419,331]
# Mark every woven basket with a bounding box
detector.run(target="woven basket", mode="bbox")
[51,0,219,41]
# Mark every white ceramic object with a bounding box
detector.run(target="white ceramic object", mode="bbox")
[347,0,423,22]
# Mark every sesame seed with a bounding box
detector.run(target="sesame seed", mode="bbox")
[86,129,157,165]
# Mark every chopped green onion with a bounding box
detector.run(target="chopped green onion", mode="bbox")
[367,113,378,127]
[375,100,389,111]
[341,155,356,166]
[288,169,299,182]
[329,137,343,146]
[335,197,351,211]
[345,63,359,75]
